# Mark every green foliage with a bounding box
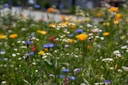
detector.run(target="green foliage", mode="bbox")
[0,6,128,85]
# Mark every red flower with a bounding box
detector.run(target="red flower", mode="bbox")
[48,36,55,41]
[31,45,36,52]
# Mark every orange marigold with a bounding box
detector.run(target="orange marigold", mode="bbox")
[115,13,122,20]
[46,7,55,13]
[103,32,110,36]
[60,15,66,21]
[76,34,88,41]
[108,7,118,12]
[68,39,74,43]
[9,34,18,39]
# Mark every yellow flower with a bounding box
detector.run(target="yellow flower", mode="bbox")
[108,7,118,12]
[76,34,88,41]
[85,17,90,22]
[103,22,110,26]
[60,15,66,21]
[0,34,7,39]
[114,19,119,24]
[69,23,76,29]
[9,34,18,39]
[115,64,118,69]
[38,50,45,55]
[96,12,102,17]
[43,48,48,52]
[49,23,56,28]
[103,32,110,36]
[37,30,47,35]
[68,39,74,43]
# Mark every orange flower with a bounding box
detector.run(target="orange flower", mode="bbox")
[60,15,66,21]
[46,7,55,13]
[108,7,118,12]
[76,34,88,41]
[9,34,18,39]
[103,32,110,36]
[115,13,122,20]
[68,39,74,43]
[87,45,92,49]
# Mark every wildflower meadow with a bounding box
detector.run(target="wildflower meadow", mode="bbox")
[0,6,128,85]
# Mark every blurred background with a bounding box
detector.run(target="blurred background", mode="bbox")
[0,0,127,14]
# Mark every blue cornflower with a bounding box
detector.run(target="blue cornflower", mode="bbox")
[68,34,74,37]
[34,4,40,9]
[75,29,83,34]
[59,74,65,79]
[3,3,9,8]
[43,43,54,48]
[103,80,110,84]
[30,33,34,38]
[29,52,34,55]
[25,40,31,45]
[69,76,75,80]
[62,68,69,73]
[17,6,22,10]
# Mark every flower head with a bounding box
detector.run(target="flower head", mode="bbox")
[34,4,40,9]
[68,39,74,43]
[75,29,83,34]
[108,7,118,12]
[103,32,110,37]
[0,34,7,39]
[46,7,55,13]
[69,76,75,80]
[9,34,18,39]
[43,43,54,48]
[76,33,88,41]
[62,68,69,73]
[103,80,110,84]
[38,50,45,55]
[3,3,9,8]
[37,30,47,35]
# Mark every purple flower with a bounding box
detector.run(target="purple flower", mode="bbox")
[74,68,80,73]
[3,3,9,8]
[62,68,69,73]
[30,33,34,38]
[34,4,40,9]
[17,6,22,10]
[75,29,83,34]
[43,43,54,48]
[69,76,75,80]
[103,80,110,84]
[68,34,74,37]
